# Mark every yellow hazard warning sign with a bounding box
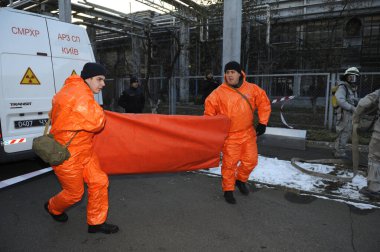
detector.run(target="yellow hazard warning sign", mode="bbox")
[71,70,77,76]
[20,67,41,85]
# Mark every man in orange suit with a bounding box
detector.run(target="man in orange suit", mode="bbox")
[44,62,119,234]
[204,61,271,204]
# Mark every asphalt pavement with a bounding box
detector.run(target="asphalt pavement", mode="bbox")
[0,142,379,251]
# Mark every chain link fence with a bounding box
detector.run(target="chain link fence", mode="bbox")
[102,72,380,134]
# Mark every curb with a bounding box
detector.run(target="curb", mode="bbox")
[0,168,52,189]
[306,140,369,152]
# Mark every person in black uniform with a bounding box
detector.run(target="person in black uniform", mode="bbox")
[201,70,220,104]
[118,76,145,113]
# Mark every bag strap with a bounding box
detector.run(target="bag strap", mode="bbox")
[43,118,51,136]
[64,131,79,148]
[225,84,254,113]
[43,118,79,147]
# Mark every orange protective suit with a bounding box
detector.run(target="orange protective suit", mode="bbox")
[47,75,108,225]
[204,71,271,191]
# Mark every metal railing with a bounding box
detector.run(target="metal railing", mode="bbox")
[103,72,380,132]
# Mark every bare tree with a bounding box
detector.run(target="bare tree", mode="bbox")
[142,25,182,113]
[142,24,160,113]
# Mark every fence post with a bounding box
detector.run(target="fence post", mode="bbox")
[169,77,176,115]
[323,74,330,128]
[293,74,301,96]
[114,78,124,112]
[327,73,336,130]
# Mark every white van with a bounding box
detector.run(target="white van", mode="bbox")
[0,7,101,163]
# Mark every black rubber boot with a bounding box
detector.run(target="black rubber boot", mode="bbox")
[44,202,68,222]
[236,180,249,195]
[88,223,119,234]
[223,191,236,204]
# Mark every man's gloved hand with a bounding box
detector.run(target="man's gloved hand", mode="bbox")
[255,123,266,136]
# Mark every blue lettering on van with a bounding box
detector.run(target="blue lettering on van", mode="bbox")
[12,27,40,37]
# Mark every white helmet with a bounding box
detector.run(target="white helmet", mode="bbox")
[344,67,360,85]
[344,67,360,76]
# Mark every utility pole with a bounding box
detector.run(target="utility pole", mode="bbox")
[222,0,242,73]
[59,0,71,23]
[179,22,190,103]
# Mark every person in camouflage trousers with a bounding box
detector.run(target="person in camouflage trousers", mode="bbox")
[353,88,380,200]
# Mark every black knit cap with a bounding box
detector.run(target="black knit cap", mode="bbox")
[130,76,138,83]
[224,61,241,74]
[80,62,106,79]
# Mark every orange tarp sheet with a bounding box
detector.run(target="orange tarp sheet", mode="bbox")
[93,111,230,174]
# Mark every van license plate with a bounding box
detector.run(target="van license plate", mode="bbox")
[14,119,49,129]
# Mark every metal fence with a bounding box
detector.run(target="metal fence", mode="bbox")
[102,72,380,131]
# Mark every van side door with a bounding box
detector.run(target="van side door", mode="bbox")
[0,9,55,153]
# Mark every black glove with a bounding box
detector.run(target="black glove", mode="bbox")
[255,123,266,136]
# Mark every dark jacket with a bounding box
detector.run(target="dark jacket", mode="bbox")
[202,77,220,103]
[118,87,145,113]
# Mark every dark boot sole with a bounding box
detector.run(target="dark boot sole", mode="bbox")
[224,197,237,204]
[236,181,250,195]
[88,224,119,234]
[44,202,68,222]
[223,192,237,204]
